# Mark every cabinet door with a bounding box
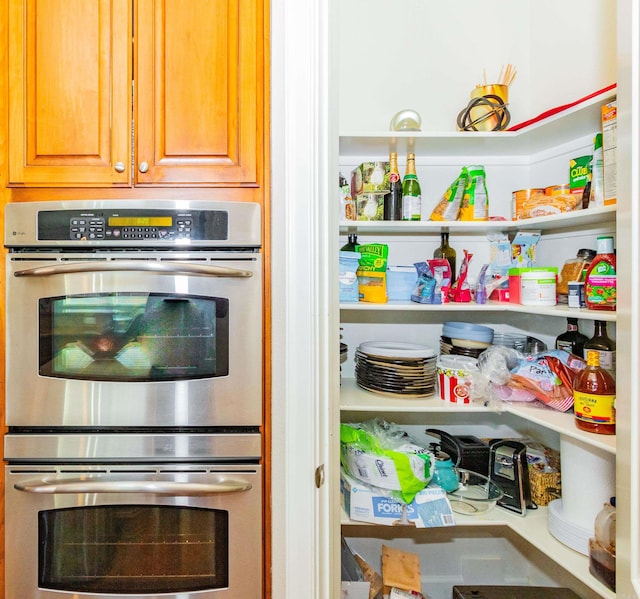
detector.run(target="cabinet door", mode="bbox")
[8,0,132,186]
[134,0,264,187]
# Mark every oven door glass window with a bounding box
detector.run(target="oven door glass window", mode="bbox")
[39,293,229,381]
[39,505,229,594]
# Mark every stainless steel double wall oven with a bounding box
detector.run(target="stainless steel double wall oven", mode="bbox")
[4,200,264,599]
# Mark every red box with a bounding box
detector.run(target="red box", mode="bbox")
[489,288,510,302]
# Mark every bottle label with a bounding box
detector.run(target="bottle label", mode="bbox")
[390,173,400,183]
[573,390,616,425]
[585,260,616,307]
[583,349,616,374]
[402,194,421,220]
[556,340,575,354]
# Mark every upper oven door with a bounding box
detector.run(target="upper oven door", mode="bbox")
[6,252,262,427]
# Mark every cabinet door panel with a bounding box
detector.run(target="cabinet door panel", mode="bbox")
[135,0,262,186]
[8,0,131,186]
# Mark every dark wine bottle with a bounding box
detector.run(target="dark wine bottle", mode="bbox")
[340,234,358,252]
[555,317,588,356]
[384,152,403,220]
[433,231,456,283]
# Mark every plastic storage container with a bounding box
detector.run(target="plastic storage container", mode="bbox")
[509,267,558,306]
[589,498,616,591]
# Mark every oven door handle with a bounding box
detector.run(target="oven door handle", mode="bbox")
[13,261,254,278]
[14,479,253,496]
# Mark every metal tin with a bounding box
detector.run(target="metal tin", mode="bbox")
[512,188,544,220]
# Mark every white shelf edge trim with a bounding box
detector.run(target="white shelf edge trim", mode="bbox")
[339,205,616,234]
[340,301,617,322]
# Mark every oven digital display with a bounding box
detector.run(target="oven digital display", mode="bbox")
[108,216,173,227]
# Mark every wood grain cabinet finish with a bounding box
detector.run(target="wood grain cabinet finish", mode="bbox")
[8,0,132,186]
[8,0,265,189]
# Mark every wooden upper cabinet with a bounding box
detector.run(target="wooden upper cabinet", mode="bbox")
[134,0,263,186]
[8,0,266,189]
[8,0,132,186]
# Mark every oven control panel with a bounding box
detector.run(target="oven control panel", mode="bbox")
[5,201,262,249]
[69,215,195,241]
[49,209,223,242]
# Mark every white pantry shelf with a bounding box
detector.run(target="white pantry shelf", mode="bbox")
[340,505,615,599]
[340,300,617,323]
[340,378,616,455]
[339,205,616,235]
[339,86,616,159]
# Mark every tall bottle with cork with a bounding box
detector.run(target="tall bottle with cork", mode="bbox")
[573,349,616,435]
[402,153,422,221]
[584,235,616,310]
[384,152,403,220]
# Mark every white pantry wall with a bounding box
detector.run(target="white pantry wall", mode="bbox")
[338,0,616,132]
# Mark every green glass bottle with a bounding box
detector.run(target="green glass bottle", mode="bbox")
[402,153,421,221]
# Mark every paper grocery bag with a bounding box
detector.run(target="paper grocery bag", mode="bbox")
[381,544,421,594]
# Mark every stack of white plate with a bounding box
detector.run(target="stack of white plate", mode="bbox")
[547,498,593,555]
[355,341,437,397]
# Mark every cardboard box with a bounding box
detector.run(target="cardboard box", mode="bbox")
[569,154,592,196]
[511,230,541,268]
[355,193,385,221]
[602,100,617,205]
[340,470,455,528]
[351,162,390,197]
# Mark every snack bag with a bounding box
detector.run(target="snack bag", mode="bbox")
[460,165,489,221]
[508,349,586,412]
[357,243,389,303]
[427,259,452,303]
[411,261,436,304]
[448,250,473,302]
[430,168,468,221]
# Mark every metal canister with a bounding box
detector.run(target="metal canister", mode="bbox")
[512,188,544,220]
[545,184,571,196]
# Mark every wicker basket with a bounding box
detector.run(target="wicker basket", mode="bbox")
[529,448,561,506]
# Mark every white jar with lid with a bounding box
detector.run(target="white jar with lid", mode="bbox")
[520,267,558,306]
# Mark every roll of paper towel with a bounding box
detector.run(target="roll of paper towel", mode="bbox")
[559,436,615,530]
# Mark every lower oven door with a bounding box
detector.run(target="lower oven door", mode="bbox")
[5,464,262,599]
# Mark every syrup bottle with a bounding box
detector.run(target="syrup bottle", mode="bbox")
[573,349,616,435]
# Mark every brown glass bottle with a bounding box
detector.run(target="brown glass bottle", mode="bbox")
[583,320,616,376]
[433,231,457,283]
[573,350,616,435]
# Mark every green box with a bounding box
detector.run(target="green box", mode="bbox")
[569,154,592,195]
